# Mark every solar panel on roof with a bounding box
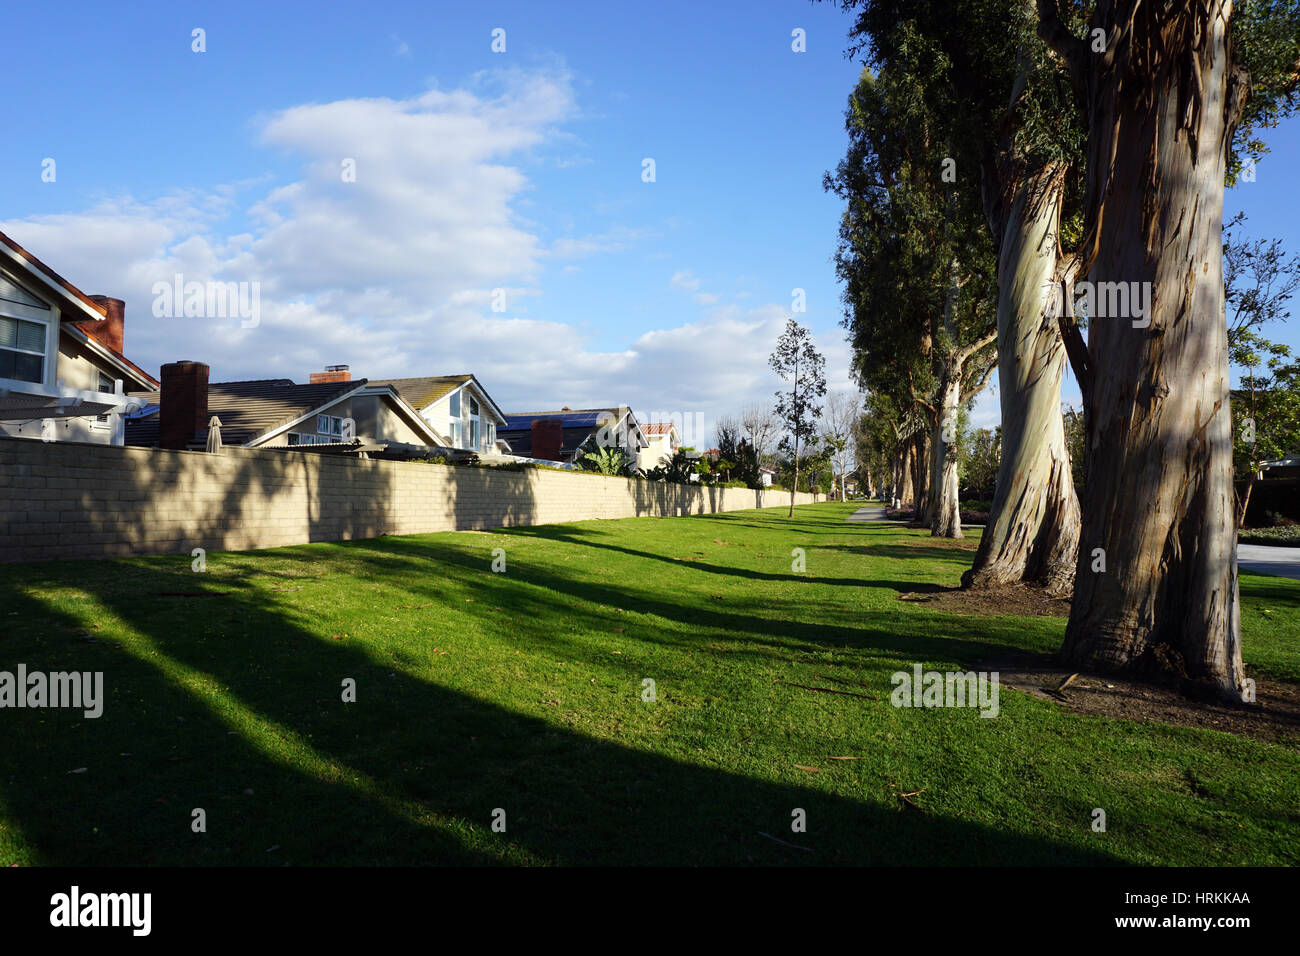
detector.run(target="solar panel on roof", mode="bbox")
[503,411,609,428]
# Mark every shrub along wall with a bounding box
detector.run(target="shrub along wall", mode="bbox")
[0,437,815,563]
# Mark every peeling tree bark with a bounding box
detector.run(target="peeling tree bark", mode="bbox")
[1040,0,1247,699]
[929,364,965,537]
[964,165,1081,592]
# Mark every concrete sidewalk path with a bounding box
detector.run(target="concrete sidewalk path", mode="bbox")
[1238,544,1300,581]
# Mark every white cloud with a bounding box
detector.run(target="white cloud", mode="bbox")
[1,67,859,443]
[669,269,701,292]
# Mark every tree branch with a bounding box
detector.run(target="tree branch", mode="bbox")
[1035,0,1088,91]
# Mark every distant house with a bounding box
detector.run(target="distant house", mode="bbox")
[0,230,158,445]
[125,362,443,451]
[1259,455,1300,480]
[758,466,777,488]
[499,406,648,466]
[371,374,509,456]
[638,421,682,472]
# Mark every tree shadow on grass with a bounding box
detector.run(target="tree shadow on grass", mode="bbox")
[1239,573,1300,607]
[0,557,1120,866]
[821,544,979,564]
[286,535,1055,681]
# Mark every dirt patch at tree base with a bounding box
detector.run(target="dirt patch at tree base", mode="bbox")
[968,651,1300,745]
[898,583,1068,617]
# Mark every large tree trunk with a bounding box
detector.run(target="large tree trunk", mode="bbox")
[896,443,914,508]
[929,363,964,538]
[909,430,930,523]
[964,165,1080,591]
[1043,0,1246,700]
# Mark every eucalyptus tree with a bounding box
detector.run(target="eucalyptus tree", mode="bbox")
[826,59,998,538]
[832,0,1084,589]
[1036,0,1300,698]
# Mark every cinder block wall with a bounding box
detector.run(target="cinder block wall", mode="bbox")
[0,437,816,563]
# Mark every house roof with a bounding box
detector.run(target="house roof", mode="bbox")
[61,322,159,390]
[0,230,159,387]
[370,373,508,423]
[0,230,107,323]
[126,378,369,447]
[499,407,650,459]
[643,422,679,436]
[372,375,470,410]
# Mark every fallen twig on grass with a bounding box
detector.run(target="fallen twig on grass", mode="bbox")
[757,831,814,852]
[894,788,926,812]
[815,673,878,691]
[776,680,879,701]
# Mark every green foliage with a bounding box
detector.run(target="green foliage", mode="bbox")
[1227,0,1300,185]
[579,445,632,476]
[645,448,697,484]
[1062,405,1087,492]
[1233,358,1300,482]
[717,417,762,488]
[1239,525,1300,546]
[960,427,1001,498]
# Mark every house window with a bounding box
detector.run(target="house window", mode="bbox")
[0,316,46,384]
[450,421,461,447]
[468,396,481,449]
[97,372,115,393]
[448,391,461,417]
[313,415,348,441]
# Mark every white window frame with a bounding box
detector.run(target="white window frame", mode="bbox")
[0,309,54,389]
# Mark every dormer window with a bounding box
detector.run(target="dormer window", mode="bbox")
[0,315,46,383]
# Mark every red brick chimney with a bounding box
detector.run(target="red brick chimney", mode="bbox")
[309,364,351,384]
[531,418,563,461]
[73,296,126,354]
[160,361,209,450]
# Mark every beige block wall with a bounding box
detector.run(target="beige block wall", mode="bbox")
[0,436,815,563]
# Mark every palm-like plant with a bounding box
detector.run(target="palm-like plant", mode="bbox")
[580,445,631,476]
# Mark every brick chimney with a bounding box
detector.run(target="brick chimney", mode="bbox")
[73,296,126,354]
[309,364,351,384]
[160,361,209,450]
[531,418,563,461]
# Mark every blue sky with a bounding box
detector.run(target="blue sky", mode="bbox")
[2,0,1296,441]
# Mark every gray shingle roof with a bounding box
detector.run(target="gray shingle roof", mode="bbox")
[125,378,364,447]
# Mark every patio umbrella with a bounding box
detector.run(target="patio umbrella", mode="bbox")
[205,415,223,453]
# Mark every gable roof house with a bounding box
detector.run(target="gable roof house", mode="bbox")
[0,230,158,445]
[370,374,510,456]
[638,421,683,472]
[499,406,649,467]
[125,362,445,453]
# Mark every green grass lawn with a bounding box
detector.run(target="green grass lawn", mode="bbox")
[2,501,1297,866]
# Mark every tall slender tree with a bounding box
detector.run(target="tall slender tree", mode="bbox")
[770,318,828,516]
